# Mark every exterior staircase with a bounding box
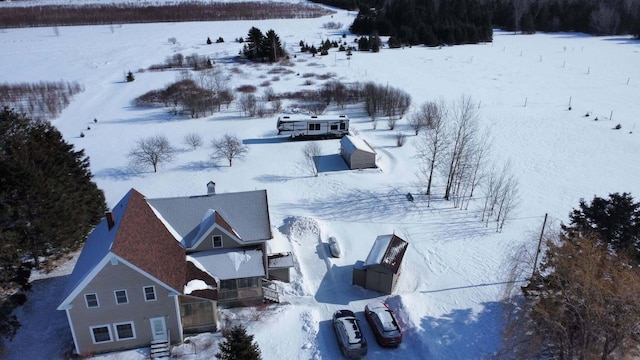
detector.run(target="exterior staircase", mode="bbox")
[262,278,280,303]
[150,338,170,358]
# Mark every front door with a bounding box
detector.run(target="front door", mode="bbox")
[150,317,167,341]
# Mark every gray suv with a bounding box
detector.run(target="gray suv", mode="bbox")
[332,309,368,358]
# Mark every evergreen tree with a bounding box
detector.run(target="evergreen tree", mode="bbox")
[520,12,536,34]
[562,192,640,262]
[357,36,370,51]
[244,27,264,59]
[0,107,106,279]
[371,34,381,52]
[242,28,285,62]
[216,325,262,360]
[387,35,401,48]
[324,39,332,51]
[262,29,285,62]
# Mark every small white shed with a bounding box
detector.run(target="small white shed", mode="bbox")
[340,135,377,170]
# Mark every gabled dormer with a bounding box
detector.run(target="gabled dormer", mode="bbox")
[187,209,243,251]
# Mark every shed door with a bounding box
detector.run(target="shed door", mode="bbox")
[150,317,167,341]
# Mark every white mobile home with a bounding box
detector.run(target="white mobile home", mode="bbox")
[277,114,349,139]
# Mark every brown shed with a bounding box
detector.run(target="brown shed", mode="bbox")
[352,234,408,294]
[340,135,377,170]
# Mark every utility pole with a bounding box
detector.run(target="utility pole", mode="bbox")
[532,213,548,278]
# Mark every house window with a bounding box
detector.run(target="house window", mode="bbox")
[308,123,320,131]
[238,277,258,288]
[114,322,136,340]
[143,286,156,301]
[84,293,99,308]
[220,279,237,290]
[114,290,128,304]
[90,325,112,344]
[212,235,223,248]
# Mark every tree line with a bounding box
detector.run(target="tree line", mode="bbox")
[0,81,83,122]
[349,0,493,46]
[493,0,640,36]
[0,2,333,28]
[313,0,640,46]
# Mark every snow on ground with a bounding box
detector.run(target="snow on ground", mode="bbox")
[1,5,640,359]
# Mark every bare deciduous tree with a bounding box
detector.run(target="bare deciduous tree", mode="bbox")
[414,100,448,201]
[408,102,432,135]
[237,93,257,117]
[302,142,321,176]
[183,132,203,150]
[463,129,493,210]
[443,95,478,201]
[387,116,398,130]
[128,134,175,172]
[199,67,232,112]
[211,134,248,167]
[481,159,518,231]
[495,173,519,232]
[511,233,640,359]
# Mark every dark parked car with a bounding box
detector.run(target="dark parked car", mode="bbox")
[364,301,402,347]
[333,309,368,358]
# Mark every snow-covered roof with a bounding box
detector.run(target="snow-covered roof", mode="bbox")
[188,248,265,280]
[268,252,294,268]
[341,135,376,155]
[364,234,408,273]
[57,192,129,309]
[184,279,216,295]
[147,189,271,247]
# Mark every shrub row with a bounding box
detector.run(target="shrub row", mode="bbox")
[0,2,334,28]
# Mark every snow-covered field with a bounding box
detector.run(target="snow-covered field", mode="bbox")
[1,6,640,359]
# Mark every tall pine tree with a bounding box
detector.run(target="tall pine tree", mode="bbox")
[0,107,105,286]
[216,324,262,360]
[562,192,640,262]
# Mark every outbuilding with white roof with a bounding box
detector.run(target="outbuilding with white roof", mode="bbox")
[340,135,377,170]
[352,234,408,294]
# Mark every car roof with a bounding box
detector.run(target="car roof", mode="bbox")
[366,300,388,311]
[335,309,355,318]
[336,316,364,344]
[366,302,398,332]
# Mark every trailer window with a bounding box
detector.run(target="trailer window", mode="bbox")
[331,124,338,130]
[308,123,320,131]
[340,122,346,130]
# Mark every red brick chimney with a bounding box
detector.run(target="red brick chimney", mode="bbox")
[105,210,115,230]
